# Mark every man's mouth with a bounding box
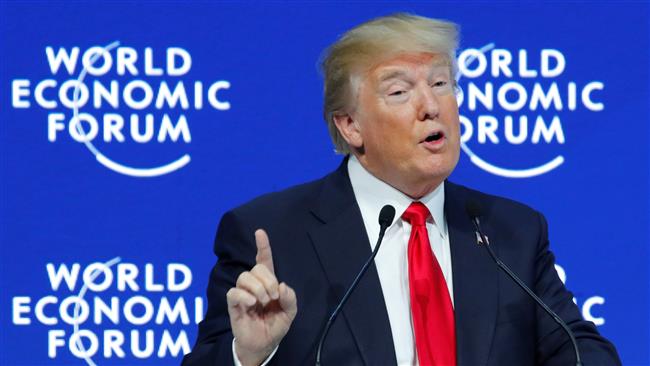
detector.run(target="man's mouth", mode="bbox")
[423,131,444,143]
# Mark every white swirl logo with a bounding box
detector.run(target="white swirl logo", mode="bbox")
[11,258,202,363]
[11,41,232,178]
[455,43,604,178]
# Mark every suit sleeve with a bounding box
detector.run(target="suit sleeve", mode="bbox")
[182,210,257,366]
[532,211,621,366]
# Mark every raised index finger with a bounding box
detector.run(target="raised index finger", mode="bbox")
[255,229,274,274]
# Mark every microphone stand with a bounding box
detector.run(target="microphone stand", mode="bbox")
[467,204,582,366]
[315,205,395,366]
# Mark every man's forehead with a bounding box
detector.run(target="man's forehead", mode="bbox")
[370,52,451,80]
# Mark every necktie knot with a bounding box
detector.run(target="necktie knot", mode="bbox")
[402,202,431,227]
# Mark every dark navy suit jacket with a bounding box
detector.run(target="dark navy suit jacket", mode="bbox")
[183,160,620,365]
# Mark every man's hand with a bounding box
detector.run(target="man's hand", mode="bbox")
[226,229,298,366]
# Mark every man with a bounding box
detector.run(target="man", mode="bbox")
[183,13,620,366]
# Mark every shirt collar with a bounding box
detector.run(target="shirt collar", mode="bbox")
[347,155,447,238]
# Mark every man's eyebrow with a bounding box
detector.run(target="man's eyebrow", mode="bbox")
[377,62,450,83]
[378,69,413,82]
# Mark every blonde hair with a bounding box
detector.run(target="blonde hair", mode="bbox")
[320,13,459,154]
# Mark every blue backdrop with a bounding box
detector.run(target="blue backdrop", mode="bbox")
[1,2,648,365]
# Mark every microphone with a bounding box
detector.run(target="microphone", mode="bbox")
[465,200,582,366]
[315,204,396,366]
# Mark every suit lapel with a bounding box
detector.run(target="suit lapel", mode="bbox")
[308,160,398,365]
[446,182,499,366]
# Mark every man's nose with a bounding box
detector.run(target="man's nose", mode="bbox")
[417,84,439,121]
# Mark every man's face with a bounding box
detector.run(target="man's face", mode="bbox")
[346,52,461,197]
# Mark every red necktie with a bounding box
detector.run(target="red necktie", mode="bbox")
[402,202,456,366]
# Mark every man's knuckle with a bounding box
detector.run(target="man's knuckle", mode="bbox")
[236,271,251,286]
[251,264,264,275]
[252,281,265,294]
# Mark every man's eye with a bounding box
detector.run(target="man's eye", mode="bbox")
[389,90,406,96]
[432,80,448,87]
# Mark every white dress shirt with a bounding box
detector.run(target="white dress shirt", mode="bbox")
[234,156,454,366]
[348,155,454,366]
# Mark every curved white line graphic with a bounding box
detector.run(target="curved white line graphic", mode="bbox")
[72,256,122,366]
[96,153,191,177]
[458,43,564,178]
[72,41,190,178]
[461,143,565,178]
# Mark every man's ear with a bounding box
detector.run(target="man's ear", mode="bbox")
[333,113,363,149]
